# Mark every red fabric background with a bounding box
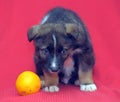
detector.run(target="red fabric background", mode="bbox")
[0,0,120,101]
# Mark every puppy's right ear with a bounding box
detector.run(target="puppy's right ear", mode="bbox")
[27,25,40,42]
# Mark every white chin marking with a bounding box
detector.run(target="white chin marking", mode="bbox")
[80,84,97,92]
[43,86,59,92]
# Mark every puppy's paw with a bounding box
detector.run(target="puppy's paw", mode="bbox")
[80,84,97,92]
[43,86,59,92]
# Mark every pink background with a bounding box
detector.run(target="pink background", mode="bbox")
[0,0,120,101]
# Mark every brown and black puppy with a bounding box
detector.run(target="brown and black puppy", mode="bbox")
[27,7,97,92]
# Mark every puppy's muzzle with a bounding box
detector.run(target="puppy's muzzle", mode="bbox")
[49,63,60,73]
[49,66,60,73]
[49,58,61,73]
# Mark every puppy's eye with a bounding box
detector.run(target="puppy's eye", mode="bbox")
[61,48,69,54]
[40,48,49,55]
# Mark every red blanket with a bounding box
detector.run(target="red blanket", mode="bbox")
[0,0,120,101]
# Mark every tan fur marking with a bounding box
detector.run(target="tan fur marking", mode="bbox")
[30,23,80,36]
[28,23,84,42]
[28,23,83,41]
[65,24,78,33]
[43,70,59,86]
[37,24,65,35]
[65,24,84,42]
[78,68,94,84]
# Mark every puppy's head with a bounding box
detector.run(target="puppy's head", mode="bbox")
[27,23,85,73]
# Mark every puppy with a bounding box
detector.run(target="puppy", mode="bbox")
[27,7,97,92]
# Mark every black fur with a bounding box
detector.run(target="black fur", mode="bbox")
[28,7,95,85]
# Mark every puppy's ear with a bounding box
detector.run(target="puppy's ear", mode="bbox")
[65,24,85,42]
[65,24,77,33]
[27,25,40,42]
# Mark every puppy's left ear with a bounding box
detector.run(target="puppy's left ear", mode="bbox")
[65,24,86,42]
[27,25,40,42]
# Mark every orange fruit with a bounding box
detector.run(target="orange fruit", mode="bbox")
[16,71,41,95]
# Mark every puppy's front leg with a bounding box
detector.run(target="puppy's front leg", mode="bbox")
[78,67,97,92]
[42,70,59,92]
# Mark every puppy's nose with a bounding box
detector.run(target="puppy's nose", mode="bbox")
[50,59,60,72]
[50,65,60,72]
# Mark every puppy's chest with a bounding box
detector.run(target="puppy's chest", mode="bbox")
[61,56,77,84]
[63,56,74,76]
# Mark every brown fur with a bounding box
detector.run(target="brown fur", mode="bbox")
[42,69,59,86]
[78,68,93,84]
[27,23,84,42]
[27,7,96,91]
